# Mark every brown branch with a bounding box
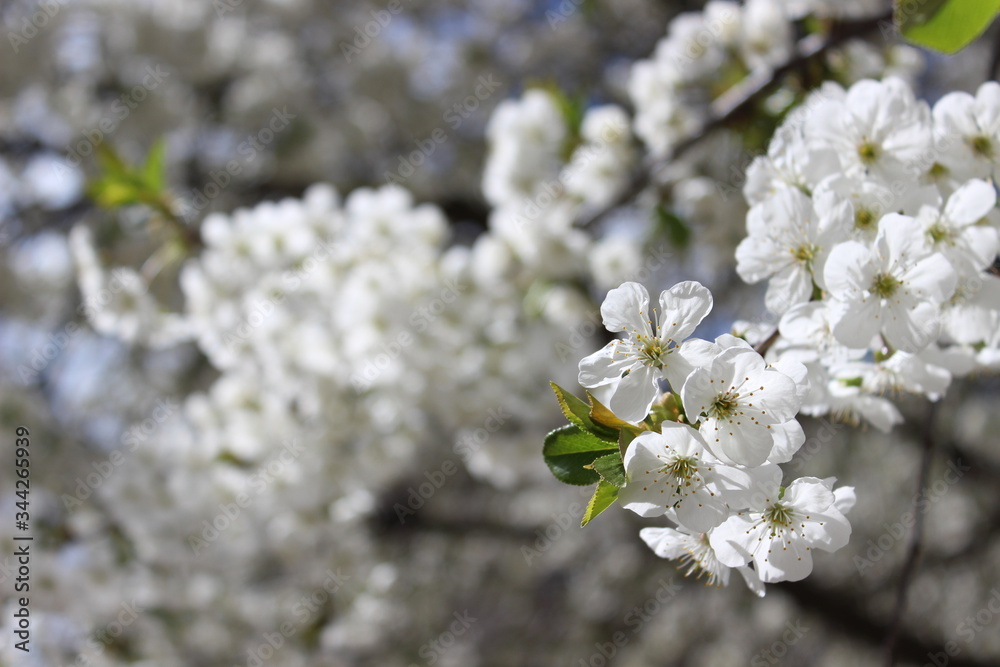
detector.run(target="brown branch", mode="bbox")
[754,328,781,357]
[883,401,938,667]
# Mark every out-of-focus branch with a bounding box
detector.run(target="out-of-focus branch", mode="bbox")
[580,11,893,231]
[779,577,997,667]
[883,402,938,667]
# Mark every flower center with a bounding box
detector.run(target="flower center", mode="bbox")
[855,206,877,231]
[927,222,954,246]
[970,134,994,159]
[870,272,901,298]
[791,242,818,265]
[709,390,740,420]
[858,140,880,165]
[928,162,949,178]
[762,502,796,538]
[678,533,723,587]
[660,456,698,483]
[636,334,670,369]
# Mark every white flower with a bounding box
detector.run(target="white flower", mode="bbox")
[812,174,937,243]
[777,301,864,365]
[619,424,775,532]
[482,89,567,208]
[940,273,1000,345]
[739,0,792,72]
[831,353,951,402]
[806,77,932,183]
[681,346,803,466]
[579,281,713,423]
[826,379,903,433]
[639,524,765,596]
[736,186,850,314]
[915,178,999,274]
[710,476,852,583]
[932,81,1000,181]
[562,105,636,210]
[823,214,957,353]
[743,124,840,206]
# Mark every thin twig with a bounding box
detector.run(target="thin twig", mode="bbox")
[883,402,938,667]
[754,328,781,357]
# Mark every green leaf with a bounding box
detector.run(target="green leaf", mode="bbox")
[897,0,1000,54]
[141,138,167,192]
[589,453,627,488]
[87,177,143,208]
[551,383,618,440]
[543,425,619,486]
[586,390,641,434]
[581,480,619,527]
[88,140,171,212]
[654,205,691,249]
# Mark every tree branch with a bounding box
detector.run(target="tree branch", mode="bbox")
[883,401,938,667]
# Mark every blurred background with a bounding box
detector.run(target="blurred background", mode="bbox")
[1,0,999,665]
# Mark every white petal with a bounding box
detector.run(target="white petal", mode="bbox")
[579,342,634,388]
[601,282,652,335]
[605,364,660,423]
[658,281,714,343]
[882,300,939,352]
[944,179,996,226]
[766,420,806,464]
[824,241,873,298]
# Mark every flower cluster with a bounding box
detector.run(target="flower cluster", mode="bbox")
[579,281,854,592]
[628,0,904,159]
[738,77,1000,432]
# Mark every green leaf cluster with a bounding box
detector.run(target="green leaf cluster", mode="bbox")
[87,140,168,211]
[543,383,645,526]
